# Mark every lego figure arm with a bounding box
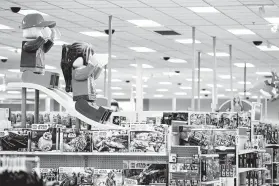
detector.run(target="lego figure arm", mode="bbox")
[43,39,54,53]
[93,67,102,80]
[74,57,96,81]
[22,36,46,52]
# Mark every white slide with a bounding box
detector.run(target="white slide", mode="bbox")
[7,82,122,130]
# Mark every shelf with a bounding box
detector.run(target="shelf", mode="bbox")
[0,151,168,157]
[201,180,220,185]
[238,167,267,173]
[200,154,219,158]
[215,146,235,151]
[191,128,237,131]
[266,144,279,148]
[238,149,266,155]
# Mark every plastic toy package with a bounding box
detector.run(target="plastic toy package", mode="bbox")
[30,124,59,152]
[92,129,128,153]
[58,167,94,186]
[129,124,167,153]
[201,157,220,182]
[0,128,29,151]
[238,111,251,128]
[189,112,208,126]
[161,112,188,125]
[209,112,238,129]
[112,116,127,126]
[123,161,168,185]
[92,169,122,186]
[213,131,236,148]
[186,130,214,154]
[61,128,92,152]
[38,168,59,183]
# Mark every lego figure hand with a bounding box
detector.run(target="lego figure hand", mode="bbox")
[88,54,99,67]
[41,27,52,40]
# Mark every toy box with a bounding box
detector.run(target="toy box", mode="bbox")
[92,129,128,153]
[93,169,122,186]
[58,167,94,186]
[61,128,92,152]
[161,112,188,125]
[189,112,208,126]
[238,112,251,128]
[39,168,59,182]
[0,128,29,151]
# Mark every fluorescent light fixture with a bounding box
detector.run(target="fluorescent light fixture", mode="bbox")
[154,94,163,98]
[111,79,122,82]
[219,75,235,79]
[238,81,251,85]
[168,58,187,63]
[239,92,251,96]
[196,68,212,72]
[256,71,272,76]
[130,64,154,68]
[129,47,156,53]
[194,96,203,99]
[96,89,102,92]
[96,94,104,98]
[207,84,223,88]
[227,29,255,35]
[8,69,20,73]
[0,24,13,29]
[180,86,192,90]
[80,31,107,37]
[264,17,279,24]
[175,39,201,44]
[218,94,226,97]
[45,65,56,70]
[200,90,211,94]
[7,48,21,53]
[175,92,187,96]
[111,87,122,90]
[132,76,149,81]
[159,82,172,85]
[112,92,125,96]
[186,78,202,82]
[127,20,162,27]
[19,10,48,16]
[256,45,279,51]
[163,72,180,76]
[252,95,263,99]
[0,56,8,60]
[54,40,69,46]
[225,89,238,91]
[234,63,254,68]
[0,74,4,77]
[27,89,35,92]
[7,91,20,94]
[188,7,219,13]
[207,52,229,57]
[132,91,146,94]
[156,89,168,92]
[132,84,148,88]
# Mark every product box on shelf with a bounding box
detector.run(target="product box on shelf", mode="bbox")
[187,130,214,154]
[238,111,251,128]
[214,130,237,149]
[61,128,92,152]
[209,112,238,129]
[0,128,29,151]
[38,168,59,182]
[123,160,168,185]
[161,112,188,125]
[219,154,236,177]
[30,124,59,152]
[189,112,209,126]
[58,167,94,186]
[201,156,220,182]
[93,169,122,186]
[92,129,129,153]
[129,124,167,153]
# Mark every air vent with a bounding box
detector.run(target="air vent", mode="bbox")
[154,30,181,35]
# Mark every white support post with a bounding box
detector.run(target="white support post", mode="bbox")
[229,45,234,112]
[212,37,217,111]
[265,98,268,118]
[107,15,112,107]
[191,27,196,111]
[104,66,107,97]
[136,60,143,111]
[45,97,51,112]
[172,98,176,111]
[197,52,201,111]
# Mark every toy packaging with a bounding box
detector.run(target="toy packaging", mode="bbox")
[112,116,127,126]
[129,124,167,153]
[61,128,92,152]
[238,112,251,128]
[30,124,59,151]
[93,169,122,186]
[58,167,94,186]
[39,168,59,182]
[161,112,188,125]
[209,112,238,129]
[187,130,214,154]
[0,128,29,151]
[123,161,168,185]
[213,131,236,148]
[201,157,220,182]
[189,112,208,126]
[92,130,128,153]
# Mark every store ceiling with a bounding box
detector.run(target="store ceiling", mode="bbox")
[0,0,279,99]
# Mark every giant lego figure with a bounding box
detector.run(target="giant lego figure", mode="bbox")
[61,42,112,124]
[20,13,59,88]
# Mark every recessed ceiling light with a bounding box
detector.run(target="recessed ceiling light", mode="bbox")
[7,91,20,94]
[111,87,122,90]
[96,89,102,92]
[219,75,236,79]
[156,89,168,92]
[18,10,48,16]
[207,52,229,57]
[168,58,187,63]
[159,82,172,85]
[225,88,238,91]
[45,65,56,70]
[112,92,125,96]
[175,39,201,44]
[256,45,279,51]
[174,92,187,96]
[239,92,251,96]
[0,24,13,30]
[234,63,255,68]
[238,81,251,85]
[256,71,272,76]
[0,56,8,60]
[187,7,220,13]
[207,84,223,88]
[196,68,212,72]
[154,94,163,98]
[129,47,156,53]
[130,64,154,68]
[186,78,202,82]
[111,79,122,82]
[8,69,20,73]
[54,40,69,46]
[180,86,192,90]
[218,94,226,97]
[264,17,279,24]
[227,29,255,35]
[80,31,107,37]
[200,90,211,94]
[127,20,162,27]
